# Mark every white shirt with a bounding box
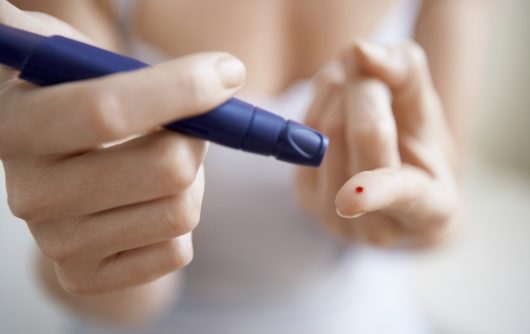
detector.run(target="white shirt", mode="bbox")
[76,1,431,333]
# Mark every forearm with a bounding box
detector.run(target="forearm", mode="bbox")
[36,251,182,327]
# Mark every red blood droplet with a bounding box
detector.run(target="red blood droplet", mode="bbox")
[355,186,364,194]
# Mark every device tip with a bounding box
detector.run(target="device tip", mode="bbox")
[275,120,328,167]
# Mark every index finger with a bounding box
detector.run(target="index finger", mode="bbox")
[335,166,457,230]
[1,52,245,155]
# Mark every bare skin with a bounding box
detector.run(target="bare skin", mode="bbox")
[1,1,246,325]
[1,0,492,327]
[297,41,458,246]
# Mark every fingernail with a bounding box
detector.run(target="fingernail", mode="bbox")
[336,208,366,219]
[357,42,387,61]
[216,56,246,88]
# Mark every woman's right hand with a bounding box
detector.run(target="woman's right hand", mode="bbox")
[0,2,246,295]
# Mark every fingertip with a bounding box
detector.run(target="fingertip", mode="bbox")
[335,169,401,219]
[354,42,408,90]
[339,41,362,78]
[354,41,393,80]
[335,175,373,219]
[355,41,388,65]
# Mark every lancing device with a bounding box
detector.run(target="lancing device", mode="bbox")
[0,24,328,167]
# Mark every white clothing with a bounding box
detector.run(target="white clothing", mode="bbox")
[74,1,429,333]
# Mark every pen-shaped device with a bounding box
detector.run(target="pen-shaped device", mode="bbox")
[0,24,327,166]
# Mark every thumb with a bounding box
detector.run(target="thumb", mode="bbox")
[335,166,456,230]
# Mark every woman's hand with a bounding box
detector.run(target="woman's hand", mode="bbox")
[0,2,246,295]
[296,41,458,247]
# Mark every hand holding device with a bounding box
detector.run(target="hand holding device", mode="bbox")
[0,23,328,167]
[0,5,236,297]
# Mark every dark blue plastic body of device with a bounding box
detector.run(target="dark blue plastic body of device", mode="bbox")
[0,24,328,166]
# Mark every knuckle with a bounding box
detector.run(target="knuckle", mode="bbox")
[349,118,395,149]
[85,87,127,140]
[352,79,391,106]
[356,79,388,97]
[56,261,105,296]
[180,66,212,109]
[7,194,30,221]
[404,41,428,69]
[30,220,83,265]
[153,137,198,191]
[315,62,346,89]
[38,236,76,265]
[6,189,40,222]
[40,245,69,264]
[165,239,194,270]
[163,196,201,237]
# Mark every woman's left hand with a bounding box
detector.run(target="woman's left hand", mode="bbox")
[296,41,459,247]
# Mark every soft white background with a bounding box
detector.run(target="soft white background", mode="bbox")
[412,0,530,332]
[1,0,529,333]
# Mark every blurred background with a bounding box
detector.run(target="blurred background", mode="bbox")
[1,0,529,333]
[412,0,530,333]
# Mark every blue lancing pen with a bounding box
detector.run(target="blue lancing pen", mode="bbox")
[0,24,328,167]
